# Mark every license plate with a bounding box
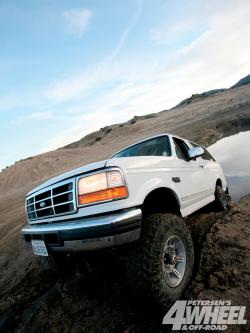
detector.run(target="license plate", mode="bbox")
[31,240,48,256]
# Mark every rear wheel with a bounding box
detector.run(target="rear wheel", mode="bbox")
[214,185,230,211]
[126,213,194,309]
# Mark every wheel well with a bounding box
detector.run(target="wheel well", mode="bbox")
[142,187,181,216]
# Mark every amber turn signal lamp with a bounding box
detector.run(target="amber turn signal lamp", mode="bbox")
[78,186,128,205]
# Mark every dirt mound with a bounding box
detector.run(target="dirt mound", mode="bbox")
[0,197,249,333]
[63,84,250,151]
[231,74,250,89]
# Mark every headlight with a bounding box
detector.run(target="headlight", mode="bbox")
[78,170,128,205]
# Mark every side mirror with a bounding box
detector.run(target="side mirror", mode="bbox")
[188,147,205,160]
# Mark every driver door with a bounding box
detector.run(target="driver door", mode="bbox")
[171,137,210,209]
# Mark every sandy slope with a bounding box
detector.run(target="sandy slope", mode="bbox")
[0,84,250,332]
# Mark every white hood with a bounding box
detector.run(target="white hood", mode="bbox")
[27,159,108,196]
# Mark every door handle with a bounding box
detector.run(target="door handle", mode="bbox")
[172,177,181,183]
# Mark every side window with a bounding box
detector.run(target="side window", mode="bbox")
[190,142,215,161]
[113,136,172,158]
[173,137,189,160]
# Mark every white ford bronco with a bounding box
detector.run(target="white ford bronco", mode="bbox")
[21,134,229,306]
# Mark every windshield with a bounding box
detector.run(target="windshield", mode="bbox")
[112,136,172,158]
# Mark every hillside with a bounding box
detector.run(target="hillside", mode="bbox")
[164,73,250,109]
[63,82,250,151]
[231,74,250,88]
[174,89,226,108]
[0,78,250,332]
[1,82,250,196]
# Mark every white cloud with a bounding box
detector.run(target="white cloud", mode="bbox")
[19,110,53,122]
[47,69,91,102]
[27,111,53,119]
[150,19,200,43]
[5,0,248,159]
[102,0,143,65]
[40,109,117,152]
[42,0,250,152]
[48,1,142,103]
[63,9,92,36]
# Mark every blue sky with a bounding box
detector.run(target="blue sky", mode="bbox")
[0,0,250,170]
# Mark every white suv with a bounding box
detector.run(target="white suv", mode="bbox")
[21,134,229,307]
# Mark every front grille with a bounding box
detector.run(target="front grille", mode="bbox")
[26,179,77,221]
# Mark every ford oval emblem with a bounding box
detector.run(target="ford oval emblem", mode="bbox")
[40,201,46,208]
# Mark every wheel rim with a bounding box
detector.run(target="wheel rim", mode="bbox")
[162,235,186,288]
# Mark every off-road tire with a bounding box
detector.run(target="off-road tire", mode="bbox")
[214,185,230,211]
[126,213,194,309]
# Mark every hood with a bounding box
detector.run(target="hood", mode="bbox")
[27,159,108,196]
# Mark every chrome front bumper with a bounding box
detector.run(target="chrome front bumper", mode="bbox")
[21,208,142,253]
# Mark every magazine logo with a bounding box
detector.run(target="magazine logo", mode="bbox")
[162,300,247,330]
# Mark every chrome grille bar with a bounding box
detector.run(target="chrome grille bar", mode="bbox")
[26,178,77,222]
[26,190,73,206]
[27,200,75,213]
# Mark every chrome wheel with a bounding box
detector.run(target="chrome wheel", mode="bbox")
[162,235,186,288]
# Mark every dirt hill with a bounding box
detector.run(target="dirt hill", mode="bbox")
[0,82,250,332]
[231,74,250,89]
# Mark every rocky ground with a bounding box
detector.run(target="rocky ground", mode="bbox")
[0,196,249,333]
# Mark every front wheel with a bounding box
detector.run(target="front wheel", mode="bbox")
[126,213,194,309]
